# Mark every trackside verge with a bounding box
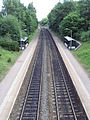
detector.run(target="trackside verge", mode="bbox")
[0,35,39,120]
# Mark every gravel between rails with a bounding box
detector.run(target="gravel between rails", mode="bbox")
[39,37,57,120]
[47,41,57,120]
[39,39,49,120]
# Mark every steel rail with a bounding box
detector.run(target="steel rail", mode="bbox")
[19,38,43,120]
[45,28,88,120]
[48,43,60,120]
[48,31,78,119]
[57,53,78,120]
[48,31,77,119]
[19,28,88,120]
[36,46,43,120]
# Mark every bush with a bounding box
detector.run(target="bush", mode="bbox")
[73,32,81,40]
[41,18,48,26]
[80,31,90,42]
[59,12,87,40]
[0,15,20,41]
[0,37,19,51]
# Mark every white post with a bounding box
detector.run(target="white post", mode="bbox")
[71,30,72,38]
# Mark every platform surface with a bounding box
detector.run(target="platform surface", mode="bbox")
[0,30,90,119]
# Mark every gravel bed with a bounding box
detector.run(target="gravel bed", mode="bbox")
[39,39,57,120]
[47,45,57,120]
[39,40,49,120]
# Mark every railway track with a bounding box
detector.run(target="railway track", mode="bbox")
[45,29,88,120]
[19,31,43,119]
[18,28,88,120]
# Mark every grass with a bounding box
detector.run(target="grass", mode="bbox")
[52,30,90,75]
[0,48,21,81]
[72,41,90,75]
[0,29,39,81]
[29,29,39,42]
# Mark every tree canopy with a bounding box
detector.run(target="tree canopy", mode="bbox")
[40,18,48,26]
[0,15,20,41]
[48,2,74,32]
[0,0,38,51]
[2,0,38,38]
[59,12,87,39]
[48,0,90,41]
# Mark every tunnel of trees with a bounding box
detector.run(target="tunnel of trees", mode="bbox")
[0,0,38,51]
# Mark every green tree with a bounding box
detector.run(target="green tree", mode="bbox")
[59,12,87,39]
[2,0,20,17]
[25,3,38,35]
[77,0,90,21]
[2,1,38,38]
[41,18,48,26]
[48,1,75,32]
[0,15,20,41]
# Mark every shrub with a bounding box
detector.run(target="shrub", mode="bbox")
[0,15,20,41]
[0,37,19,51]
[80,31,90,42]
[73,32,81,40]
[59,12,87,40]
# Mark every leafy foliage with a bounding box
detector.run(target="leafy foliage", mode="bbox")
[59,12,87,39]
[2,1,38,36]
[48,2,74,32]
[0,37,19,51]
[0,1,38,51]
[25,3,38,35]
[0,15,20,41]
[80,31,90,42]
[77,0,90,21]
[48,0,90,41]
[41,18,48,26]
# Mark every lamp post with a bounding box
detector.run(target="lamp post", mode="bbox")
[65,28,72,38]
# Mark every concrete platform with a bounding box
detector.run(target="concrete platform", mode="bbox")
[51,32,90,119]
[0,35,39,120]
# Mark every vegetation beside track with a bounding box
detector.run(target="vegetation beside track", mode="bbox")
[0,1,38,51]
[48,1,90,41]
[0,29,38,81]
[29,29,38,42]
[72,42,90,76]
[48,0,90,76]
[0,0,38,81]
[0,48,21,81]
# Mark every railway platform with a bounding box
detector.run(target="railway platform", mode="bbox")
[0,34,39,120]
[51,31,90,119]
[0,29,90,119]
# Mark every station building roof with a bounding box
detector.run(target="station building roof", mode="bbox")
[19,37,28,42]
[64,36,75,41]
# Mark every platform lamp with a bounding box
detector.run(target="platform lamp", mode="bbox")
[65,28,72,38]
[20,31,23,49]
